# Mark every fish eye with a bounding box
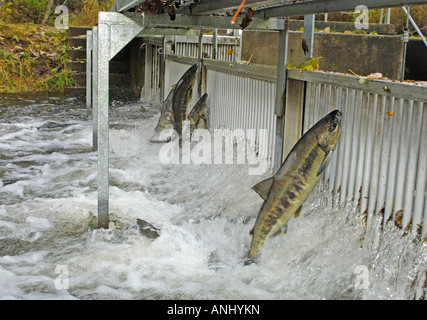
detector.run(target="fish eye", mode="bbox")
[330,120,338,131]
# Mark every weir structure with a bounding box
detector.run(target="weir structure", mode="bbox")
[87,0,427,249]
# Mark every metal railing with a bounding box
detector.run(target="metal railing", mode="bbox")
[173,35,240,62]
[287,68,427,243]
[163,54,427,241]
[164,55,278,168]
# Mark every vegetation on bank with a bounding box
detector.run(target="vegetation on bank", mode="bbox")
[0,21,74,93]
[0,0,114,93]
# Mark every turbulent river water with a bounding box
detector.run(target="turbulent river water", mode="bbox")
[0,92,425,300]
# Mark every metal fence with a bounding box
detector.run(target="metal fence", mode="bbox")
[173,35,240,62]
[205,62,277,166]
[144,40,163,102]
[163,55,427,241]
[164,57,200,109]
[288,69,427,242]
[164,55,277,168]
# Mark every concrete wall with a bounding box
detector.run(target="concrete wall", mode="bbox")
[241,31,404,80]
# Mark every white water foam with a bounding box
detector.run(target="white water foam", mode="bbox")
[0,94,425,300]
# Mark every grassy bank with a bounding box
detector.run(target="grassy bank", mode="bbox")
[0,21,75,93]
[0,0,114,93]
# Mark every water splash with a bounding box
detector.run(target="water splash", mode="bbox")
[0,93,425,300]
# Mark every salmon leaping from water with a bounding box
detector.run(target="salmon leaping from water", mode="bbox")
[247,110,342,263]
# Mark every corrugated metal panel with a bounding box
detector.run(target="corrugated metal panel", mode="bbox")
[206,69,276,167]
[163,54,426,240]
[303,81,426,240]
[164,59,199,110]
[174,36,238,62]
[145,43,163,102]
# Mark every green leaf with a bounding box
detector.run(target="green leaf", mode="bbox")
[359,77,368,84]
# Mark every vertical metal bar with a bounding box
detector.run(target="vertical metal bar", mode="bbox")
[144,44,153,102]
[334,88,346,200]
[402,6,427,48]
[347,90,362,201]
[393,99,413,227]
[360,94,377,217]
[197,31,203,98]
[355,92,369,212]
[97,22,110,229]
[274,27,289,172]
[414,103,426,238]
[423,185,427,241]
[213,28,218,59]
[366,94,385,238]
[386,8,391,24]
[375,96,393,218]
[92,27,98,152]
[160,38,167,101]
[86,30,93,119]
[303,14,315,59]
[405,101,423,234]
[401,6,410,81]
[339,89,354,206]
[152,45,157,100]
[384,98,403,224]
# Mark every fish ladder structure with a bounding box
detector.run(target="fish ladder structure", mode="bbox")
[87,0,427,250]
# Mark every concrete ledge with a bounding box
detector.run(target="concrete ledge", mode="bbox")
[242,30,404,80]
[287,20,395,34]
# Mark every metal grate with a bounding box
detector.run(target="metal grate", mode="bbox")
[302,79,427,241]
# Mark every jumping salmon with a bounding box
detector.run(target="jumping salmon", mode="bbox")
[172,64,198,142]
[150,88,175,143]
[247,110,342,263]
[188,93,210,135]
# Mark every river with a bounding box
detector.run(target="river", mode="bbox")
[0,91,425,299]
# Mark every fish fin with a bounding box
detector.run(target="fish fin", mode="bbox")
[271,225,288,237]
[294,206,302,219]
[249,227,254,235]
[317,150,332,176]
[252,177,274,200]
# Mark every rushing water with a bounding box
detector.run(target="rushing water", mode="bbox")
[0,91,425,300]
